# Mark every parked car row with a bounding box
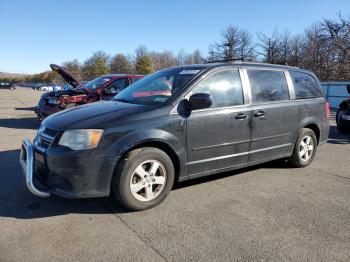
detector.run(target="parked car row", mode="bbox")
[20,62,330,211]
[0,82,16,90]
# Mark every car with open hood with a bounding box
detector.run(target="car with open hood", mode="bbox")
[34,64,143,120]
[21,62,329,211]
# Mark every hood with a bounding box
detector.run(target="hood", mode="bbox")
[50,64,80,88]
[42,100,148,130]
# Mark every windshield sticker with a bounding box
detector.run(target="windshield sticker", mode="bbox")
[179,70,200,75]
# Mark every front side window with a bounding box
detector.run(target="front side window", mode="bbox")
[248,70,289,103]
[114,68,205,105]
[191,70,244,108]
[290,71,321,99]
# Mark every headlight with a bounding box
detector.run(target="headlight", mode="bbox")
[58,129,104,150]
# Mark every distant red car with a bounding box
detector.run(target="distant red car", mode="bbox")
[35,64,143,120]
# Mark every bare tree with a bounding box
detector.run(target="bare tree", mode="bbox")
[149,50,177,70]
[208,26,255,62]
[257,29,281,64]
[237,29,255,60]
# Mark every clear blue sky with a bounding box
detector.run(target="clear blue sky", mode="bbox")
[1,0,349,74]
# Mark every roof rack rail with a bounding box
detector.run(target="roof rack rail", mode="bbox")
[204,58,246,64]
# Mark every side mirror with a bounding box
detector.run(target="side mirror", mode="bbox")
[189,93,212,111]
[346,84,350,94]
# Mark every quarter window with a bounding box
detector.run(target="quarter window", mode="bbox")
[191,70,244,108]
[248,70,289,103]
[290,71,321,99]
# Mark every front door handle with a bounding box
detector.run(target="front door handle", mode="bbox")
[235,113,249,120]
[254,111,265,117]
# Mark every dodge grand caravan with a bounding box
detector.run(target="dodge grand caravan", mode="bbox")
[20,62,330,211]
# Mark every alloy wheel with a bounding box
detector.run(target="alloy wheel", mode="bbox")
[129,160,167,201]
[299,135,314,161]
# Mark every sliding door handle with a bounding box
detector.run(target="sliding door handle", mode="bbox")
[235,113,249,120]
[254,111,265,117]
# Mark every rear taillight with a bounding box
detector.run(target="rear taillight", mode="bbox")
[325,102,330,119]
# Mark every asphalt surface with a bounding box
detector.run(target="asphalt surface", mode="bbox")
[0,87,349,262]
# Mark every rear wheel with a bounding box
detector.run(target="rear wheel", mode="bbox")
[112,147,174,211]
[288,128,317,168]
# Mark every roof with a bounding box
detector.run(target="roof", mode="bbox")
[102,74,144,78]
[168,61,318,77]
[172,61,301,71]
[210,61,300,70]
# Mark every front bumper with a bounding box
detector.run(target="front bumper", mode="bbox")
[19,138,116,199]
[20,139,50,197]
[35,100,61,120]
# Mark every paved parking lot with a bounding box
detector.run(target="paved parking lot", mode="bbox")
[0,87,349,262]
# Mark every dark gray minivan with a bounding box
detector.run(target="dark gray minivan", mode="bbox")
[20,62,330,211]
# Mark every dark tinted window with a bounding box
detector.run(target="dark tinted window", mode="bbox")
[290,71,321,99]
[192,70,243,108]
[248,70,289,103]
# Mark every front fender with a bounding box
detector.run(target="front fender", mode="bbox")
[102,129,187,192]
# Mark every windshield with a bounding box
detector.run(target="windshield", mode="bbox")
[84,76,112,91]
[113,68,204,105]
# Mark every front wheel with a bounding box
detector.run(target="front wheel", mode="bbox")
[288,128,317,168]
[112,147,174,211]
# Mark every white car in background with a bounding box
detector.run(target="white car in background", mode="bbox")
[40,85,62,92]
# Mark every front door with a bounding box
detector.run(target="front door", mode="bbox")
[246,68,298,163]
[186,69,252,176]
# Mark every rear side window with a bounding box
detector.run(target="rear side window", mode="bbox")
[191,70,244,108]
[248,70,289,103]
[290,71,321,99]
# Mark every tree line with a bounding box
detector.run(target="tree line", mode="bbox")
[2,13,349,84]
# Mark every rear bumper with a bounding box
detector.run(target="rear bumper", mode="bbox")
[20,139,50,197]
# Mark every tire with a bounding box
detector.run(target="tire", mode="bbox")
[288,128,317,168]
[336,109,348,133]
[112,147,175,211]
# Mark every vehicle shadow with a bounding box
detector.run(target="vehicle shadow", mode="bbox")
[0,117,39,130]
[15,107,35,111]
[327,125,350,144]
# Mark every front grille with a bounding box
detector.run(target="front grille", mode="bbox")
[38,128,59,149]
